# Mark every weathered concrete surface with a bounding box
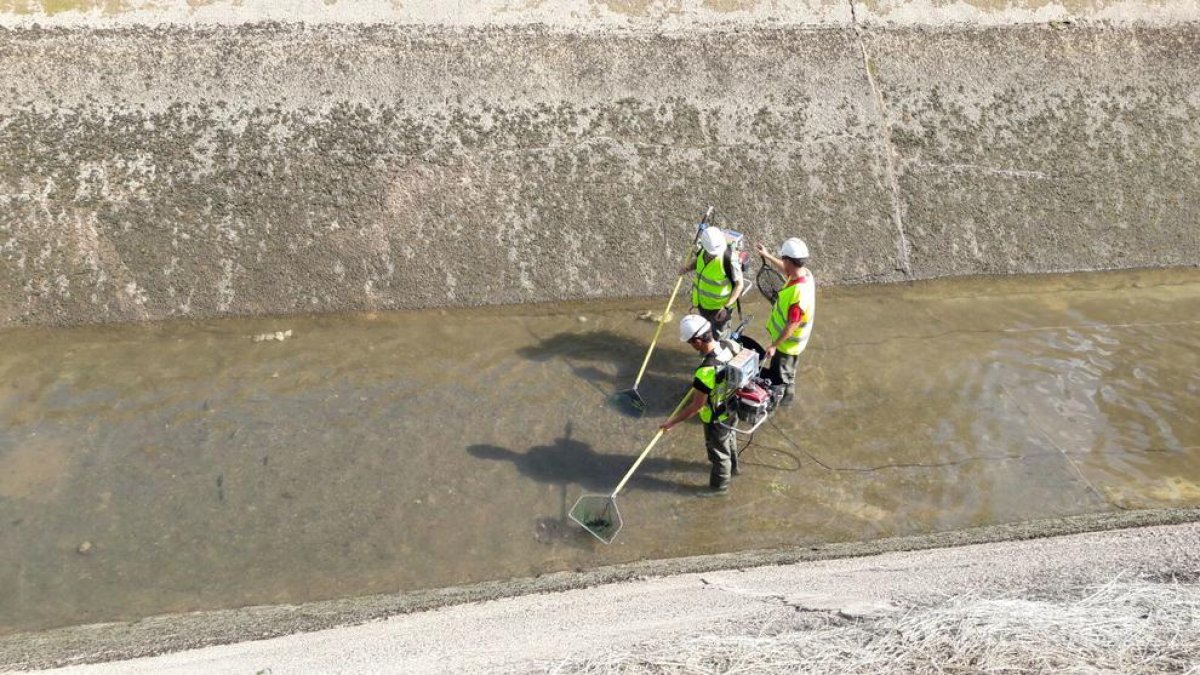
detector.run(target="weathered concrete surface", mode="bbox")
[27,519,1200,674]
[0,5,1198,327]
[871,27,1200,277]
[0,0,1196,29]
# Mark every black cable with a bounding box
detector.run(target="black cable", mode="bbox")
[736,429,755,458]
[765,416,1133,510]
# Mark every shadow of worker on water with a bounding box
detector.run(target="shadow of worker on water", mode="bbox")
[517,329,696,417]
[468,423,711,545]
[467,424,707,494]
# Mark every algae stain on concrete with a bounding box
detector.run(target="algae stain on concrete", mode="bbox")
[702,0,761,12]
[595,0,680,17]
[1150,477,1200,502]
[1104,477,1200,508]
[0,0,262,13]
[859,0,1111,14]
[184,0,254,9]
[0,0,132,15]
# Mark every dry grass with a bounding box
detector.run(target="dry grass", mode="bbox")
[543,577,1200,674]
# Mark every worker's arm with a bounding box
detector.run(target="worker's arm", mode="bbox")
[678,251,697,276]
[766,308,804,359]
[726,277,745,307]
[755,244,787,275]
[766,320,802,358]
[659,388,707,431]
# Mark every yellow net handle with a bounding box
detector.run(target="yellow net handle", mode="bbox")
[631,273,686,390]
[611,393,690,498]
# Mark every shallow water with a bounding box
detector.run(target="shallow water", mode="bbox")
[1,268,1198,634]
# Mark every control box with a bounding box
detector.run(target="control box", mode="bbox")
[724,348,759,389]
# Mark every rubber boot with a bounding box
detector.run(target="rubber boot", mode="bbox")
[768,385,787,412]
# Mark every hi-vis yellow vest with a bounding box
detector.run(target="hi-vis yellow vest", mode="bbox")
[692,251,732,311]
[766,272,815,356]
[695,343,735,423]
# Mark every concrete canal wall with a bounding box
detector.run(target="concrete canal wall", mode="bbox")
[1,1,1198,327]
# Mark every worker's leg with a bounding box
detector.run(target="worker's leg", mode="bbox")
[697,307,730,339]
[703,420,735,491]
[769,352,799,405]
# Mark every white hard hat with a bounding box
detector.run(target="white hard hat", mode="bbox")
[679,314,712,342]
[779,238,809,260]
[699,227,727,256]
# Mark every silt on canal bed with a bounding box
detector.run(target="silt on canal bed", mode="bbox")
[0,268,1198,636]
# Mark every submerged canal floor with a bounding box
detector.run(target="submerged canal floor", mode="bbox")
[1,268,1199,635]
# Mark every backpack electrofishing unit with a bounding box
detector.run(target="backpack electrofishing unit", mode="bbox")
[714,321,785,436]
[706,228,753,279]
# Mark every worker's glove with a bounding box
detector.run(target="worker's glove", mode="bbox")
[714,308,730,323]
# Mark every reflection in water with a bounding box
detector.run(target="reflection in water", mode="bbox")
[0,268,1198,635]
[986,311,1200,509]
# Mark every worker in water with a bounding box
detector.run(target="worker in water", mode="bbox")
[659,314,739,494]
[680,227,744,338]
[754,237,815,407]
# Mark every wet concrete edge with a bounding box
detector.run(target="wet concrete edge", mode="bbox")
[3,506,1199,671]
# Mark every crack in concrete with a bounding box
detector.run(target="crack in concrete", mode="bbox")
[702,580,787,603]
[997,382,1118,510]
[848,0,911,278]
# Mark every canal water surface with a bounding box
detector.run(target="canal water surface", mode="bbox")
[1,268,1198,634]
